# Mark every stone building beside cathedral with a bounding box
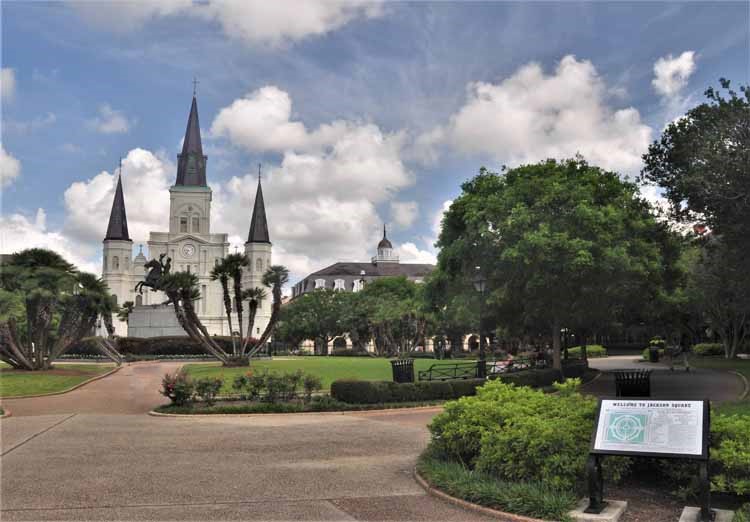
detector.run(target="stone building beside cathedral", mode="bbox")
[102,95,272,338]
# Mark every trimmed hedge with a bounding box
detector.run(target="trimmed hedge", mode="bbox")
[68,336,236,357]
[331,378,486,404]
[330,348,372,357]
[567,345,607,358]
[693,343,724,356]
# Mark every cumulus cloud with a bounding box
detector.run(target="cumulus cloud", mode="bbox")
[390,200,418,228]
[0,144,21,187]
[1,68,15,102]
[71,0,384,46]
[418,55,652,176]
[87,104,133,134]
[652,51,696,98]
[63,148,172,246]
[0,208,100,274]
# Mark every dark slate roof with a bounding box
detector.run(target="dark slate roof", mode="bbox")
[377,224,392,249]
[310,262,435,278]
[175,96,207,186]
[104,175,131,241]
[247,177,271,244]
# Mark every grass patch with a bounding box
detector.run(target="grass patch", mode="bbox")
[416,449,577,521]
[689,356,750,417]
[0,363,115,398]
[154,397,444,415]
[184,357,461,393]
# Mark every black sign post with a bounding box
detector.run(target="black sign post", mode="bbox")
[587,398,712,522]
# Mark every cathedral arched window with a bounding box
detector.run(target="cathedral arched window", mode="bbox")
[256,258,263,271]
[136,295,143,306]
[180,216,188,233]
[113,256,119,270]
[103,256,108,271]
[192,216,200,233]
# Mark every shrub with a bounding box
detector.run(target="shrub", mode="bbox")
[428,380,630,491]
[709,414,750,495]
[302,374,322,403]
[734,504,750,522]
[331,378,486,404]
[693,343,724,357]
[567,345,607,358]
[224,356,249,367]
[641,347,665,360]
[232,370,267,400]
[330,349,371,357]
[405,351,437,359]
[160,370,195,406]
[194,377,223,406]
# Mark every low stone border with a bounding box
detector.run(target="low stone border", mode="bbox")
[413,468,547,522]
[0,365,122,400]
[149,404,445,418]
[730,370,749,400]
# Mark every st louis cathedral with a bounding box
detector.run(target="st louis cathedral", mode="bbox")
[102,95,272,338]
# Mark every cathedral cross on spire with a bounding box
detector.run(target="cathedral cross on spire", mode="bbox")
[193,76,199,97]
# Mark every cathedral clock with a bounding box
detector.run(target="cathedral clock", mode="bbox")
[182,244,196,258]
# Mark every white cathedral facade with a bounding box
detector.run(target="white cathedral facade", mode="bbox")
[102,95,272,338]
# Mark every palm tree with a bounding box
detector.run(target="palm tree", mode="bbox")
[223,252,249,356]
[248,265,289,358]
[241,287,267,355]
[117,301,134,323]
[210,259,235,354]
[161,271,229,364]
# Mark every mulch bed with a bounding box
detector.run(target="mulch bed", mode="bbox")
[607,484,684,522]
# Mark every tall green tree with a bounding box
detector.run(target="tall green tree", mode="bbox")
[436,159,680,369]
[280,289,347,354]
[240,287,267,355]
[0,249,118,370]
[641,79,750,243]
[210,258,235,353]
[224,252,249,354]
[248,265,290,358]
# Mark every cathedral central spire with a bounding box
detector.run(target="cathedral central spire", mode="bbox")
[175,95,207,186]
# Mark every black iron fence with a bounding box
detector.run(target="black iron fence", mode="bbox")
[417,357,548,381]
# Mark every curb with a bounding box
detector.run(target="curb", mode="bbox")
[149,404,445,418]
[730,370,749,400]
[0,408,11,419]
[413,468,547,522]
[0,365,122,400]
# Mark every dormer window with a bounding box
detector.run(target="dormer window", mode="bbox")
[315,279,326,289]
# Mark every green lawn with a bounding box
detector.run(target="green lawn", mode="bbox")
[690,355,750,416]
[184,357,461,393]
[0,363,115,398]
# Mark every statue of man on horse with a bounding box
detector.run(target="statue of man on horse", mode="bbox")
[135,253,172,294]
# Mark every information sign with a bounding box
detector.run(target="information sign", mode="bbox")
[592,399,708,459]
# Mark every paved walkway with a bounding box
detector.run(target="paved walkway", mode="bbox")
[0,362,494,521]
[584,355,745,402]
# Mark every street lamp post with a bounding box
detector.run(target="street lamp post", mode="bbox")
[473,266,487,378]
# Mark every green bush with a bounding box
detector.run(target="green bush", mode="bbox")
[710,414,750,495]
[642,347,665,360]
[734,503,750,522]
[330,378,486,404]
[68,336,237,357]
[194,377,223,406]
[693,343,724,357]
[302,374,322,403]
[428,380,630,491]
[567,345,607,358]
[160,370,195,406]
[417,449,577,520]
[330,348,371,357]
[497,368,563,388]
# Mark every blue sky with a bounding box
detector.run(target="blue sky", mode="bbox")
[1,1,748,282]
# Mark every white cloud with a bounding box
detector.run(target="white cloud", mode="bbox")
[0,144,21,187]
[419,55,652,176]
[652,51,696,98]
[87,104,133,134]
[63,148,172,246]
[1,68,15,102]
[397,242,436,264]
[71,0,384,46]
[390,200,418,228]
[0,209,100,274]
[5,112,57,134]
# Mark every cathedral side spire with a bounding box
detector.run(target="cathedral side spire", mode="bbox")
[175,94,207,186]
[246,172,271,244]
[104,167,131,241]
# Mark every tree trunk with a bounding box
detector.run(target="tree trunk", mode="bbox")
[552,317,562,371]
[241,302,259,355]
[233,278,244,357]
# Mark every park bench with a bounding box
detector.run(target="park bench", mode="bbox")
[613,369,652,397]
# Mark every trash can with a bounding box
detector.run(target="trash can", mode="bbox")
[648,347,660,363]
[391,359,415,383]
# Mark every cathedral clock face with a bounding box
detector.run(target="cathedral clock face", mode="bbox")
[182,244,196,258]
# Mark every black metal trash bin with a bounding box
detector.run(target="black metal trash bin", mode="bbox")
[614,370,652,397]
[648,347,660,363]
[391,359,415,383]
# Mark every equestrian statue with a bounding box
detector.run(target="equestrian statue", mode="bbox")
[135,253,172,294]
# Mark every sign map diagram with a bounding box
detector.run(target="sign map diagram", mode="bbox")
[605,413,647,444]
